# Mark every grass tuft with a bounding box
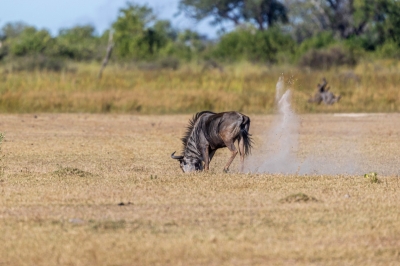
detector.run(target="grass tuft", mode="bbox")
[364,172,380,183]
[279,193,319,203]
[90,220,127,231]
[53,167,93,178]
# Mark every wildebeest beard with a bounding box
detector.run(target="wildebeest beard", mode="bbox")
[179,156,203,172]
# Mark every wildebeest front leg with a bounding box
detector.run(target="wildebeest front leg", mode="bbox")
[202,144,210,170]
[223,142,238,173]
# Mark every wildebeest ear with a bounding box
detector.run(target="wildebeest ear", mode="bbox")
[171,151,184,160]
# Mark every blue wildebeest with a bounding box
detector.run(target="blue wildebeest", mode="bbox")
[308,78,341,105]
[171,111,252,173]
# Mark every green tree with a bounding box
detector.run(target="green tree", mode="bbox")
[285,0,400,41]
[242,0,288,30]
[373,0,400,57]
[1,22,28,39]
[112,2,168,59]
[154,20,178,42]
[296,31,336,56]
[213,26,295,62]
[0,22,30,59]
[377,0,400,45]
[163,29,207,61]
[54,25,101,60]
[179,0,288,31]
[9,26,53,56]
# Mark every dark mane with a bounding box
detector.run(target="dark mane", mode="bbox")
[181,111,214,152]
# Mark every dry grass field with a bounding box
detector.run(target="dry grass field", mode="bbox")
[1,61,400,114]
[1,113,400,265]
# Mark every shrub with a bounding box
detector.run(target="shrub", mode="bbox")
[158,56,180,70]
[136,56,180,71]
[364,172,380,184]
[296,32,336,58]
[298,45,357,70]
[9,27,54,56]
[213,27,295,63]
[10,55,69,72]
[53,25,102,61]
[376,40,400,59]
[161,29,207,62]
[0,43,7,61]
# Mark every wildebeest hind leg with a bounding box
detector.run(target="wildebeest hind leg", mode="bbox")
[223,142,238,173]
[238,138,245,172]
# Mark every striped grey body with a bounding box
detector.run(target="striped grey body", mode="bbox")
[171,111,252,173]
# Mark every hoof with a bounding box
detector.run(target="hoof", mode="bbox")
[223,169,229,173]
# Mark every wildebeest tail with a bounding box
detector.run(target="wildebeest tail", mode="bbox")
[239,115,253,156]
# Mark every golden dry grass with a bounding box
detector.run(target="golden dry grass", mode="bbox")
[1,61,399,114]
[1,113,400,265]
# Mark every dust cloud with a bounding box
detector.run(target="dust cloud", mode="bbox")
[245,75,362,175]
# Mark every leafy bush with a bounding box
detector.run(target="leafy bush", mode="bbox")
[212,27,295,63]
[158,56,180,70]
[298,45,357,70]
[161,29,207,61]
[1,22,28,39]
[296,32,336,58]
[10,56,69,72]
[344,34,379,52]
[376,40,400,58]
[9,27,54,56]
[0,42,7,61]
[364,172,380,184]
[53,25,102,61]
[136,56,180,70]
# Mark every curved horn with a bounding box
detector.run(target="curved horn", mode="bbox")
[171,151,184,160]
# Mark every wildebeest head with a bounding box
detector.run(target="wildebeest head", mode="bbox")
[171,151,203,173]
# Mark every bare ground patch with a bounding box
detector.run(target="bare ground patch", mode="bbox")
[1,113,400,265]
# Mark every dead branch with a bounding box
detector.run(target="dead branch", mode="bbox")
[98,30,114,80]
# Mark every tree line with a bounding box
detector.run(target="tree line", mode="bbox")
[1,0,399,70]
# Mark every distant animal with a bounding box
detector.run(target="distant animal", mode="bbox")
[308,78,341,105]
[171,111,252,173]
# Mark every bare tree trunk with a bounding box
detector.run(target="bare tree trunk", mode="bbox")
[98,30,114,80]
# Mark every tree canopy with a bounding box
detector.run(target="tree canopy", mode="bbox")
[0,0,400,68]
[179,0,288,30]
